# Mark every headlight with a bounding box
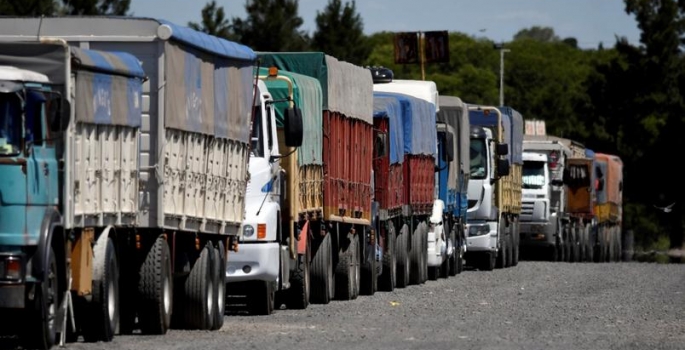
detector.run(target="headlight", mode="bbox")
[468,225,490,237]
[243,225,255,238]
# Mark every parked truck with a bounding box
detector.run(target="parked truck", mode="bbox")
[465,105,523,270]
[593,152,624,262]
[224,67,311,315]
[0,17,260,346]
[520,134,598,262]
[371,74,440,285]
[258,52,375,303]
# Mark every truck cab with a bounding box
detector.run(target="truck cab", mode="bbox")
[226,73,305,315]
[519,151,558,256]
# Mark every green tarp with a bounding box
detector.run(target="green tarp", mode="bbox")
[257,67,323,166]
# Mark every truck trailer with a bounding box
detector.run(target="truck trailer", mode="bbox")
[258,52,375,303]
[0,17,259,346]
[372,75,440,285]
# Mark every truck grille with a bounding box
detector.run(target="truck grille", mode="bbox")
[521,200,535,216]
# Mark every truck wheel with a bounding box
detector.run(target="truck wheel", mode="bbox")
[409,227,422,285]
[378,222,396,292]
[420,223,428,284]
[211,241,226,330]
[505,225,513,268]
[285,233,310,309]
[360,230,377,296]
[138,236,173,335]
[82,237,119,342]
[439,230,449,279]
[511,222,520,266]
[22,246,59,350]
[249,281,275,315]
[496,230,507,269]
[183,244,214,330]
[310,233,333,304]
[584,224,594,262]
[395,225,410,288]
[447,225,457,277]
[335,233,358,300]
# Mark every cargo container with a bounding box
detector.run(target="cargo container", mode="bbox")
[0,17,258,346]
[259,52,375,302]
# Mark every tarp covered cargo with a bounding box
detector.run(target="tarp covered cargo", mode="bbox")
[373,94,405,164]
[374,92,436,156]
[499,106,524,165]
[595,153,623,206]
[0,16,258,233]
[438,95,470,187]
[257,67,323,166]
[258,52,373,124]
[372,80,439,112]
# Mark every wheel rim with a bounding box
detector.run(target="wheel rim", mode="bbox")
[107,259,117,323]
[46,259,57,335]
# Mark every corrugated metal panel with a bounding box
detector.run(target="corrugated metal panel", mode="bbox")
[373,118,404,215]
[404,155,435,214]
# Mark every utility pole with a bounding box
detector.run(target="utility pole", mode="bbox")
[494,43,510,106]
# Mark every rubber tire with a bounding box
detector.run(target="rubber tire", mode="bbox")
[438,224,449,279]
[395,225,410,288]
[409,227,422,285]
[285,233,310,309]
[249,281,275,316]
[138,236,173,335]
[22,246,59,350]
[310,233,333,304]
[496,227,507,269]
[505,225,513,268]
[335,233,358,301]
[211,241,226,330]
[511,222,520,266]
[378,222,396,292]
[183,244,214,330]
[481,251,496,271]
[420,223,428,284]
[360,231,377,296]
[82,238,119,343]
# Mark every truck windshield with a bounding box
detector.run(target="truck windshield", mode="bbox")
[470,138,487,179]
[523,161,546,189]
[0,92,22,156]
[250,106,264,158]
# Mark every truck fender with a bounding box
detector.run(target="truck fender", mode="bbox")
[35,207,64,284]
[297,220,309,255]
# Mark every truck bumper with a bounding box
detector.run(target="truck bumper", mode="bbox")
[466,222,497,252]
[520,222,556,248]
[226,242,279,283]
[0,284,25,308]
[426,240,445,267]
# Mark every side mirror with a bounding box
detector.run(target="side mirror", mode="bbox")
[48,94,70,132]
[497,158,510,177]
[496,143,508,156]
[375,133,388,158]
[284,106,303,147]
[444,132,454,162]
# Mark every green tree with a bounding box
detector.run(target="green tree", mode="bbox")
[513,26,560,42]
[0,0,55,15]
[311,0,371,65]
[188,1,235,40]
[231,0,310,52]
[61,0,130,15]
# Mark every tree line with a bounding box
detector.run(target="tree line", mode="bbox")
[2,0,683,252]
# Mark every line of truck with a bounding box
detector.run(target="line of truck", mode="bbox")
[0,16,624,350]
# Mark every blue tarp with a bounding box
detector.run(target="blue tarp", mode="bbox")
[375,92,436,156]
[499,106,524,165]
[157,19,257,62]
[373,94,405,164]
[72,47,145,127]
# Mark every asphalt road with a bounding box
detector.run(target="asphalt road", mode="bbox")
[6,261,685,350]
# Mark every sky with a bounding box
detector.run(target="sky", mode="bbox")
[129,0,642,49]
